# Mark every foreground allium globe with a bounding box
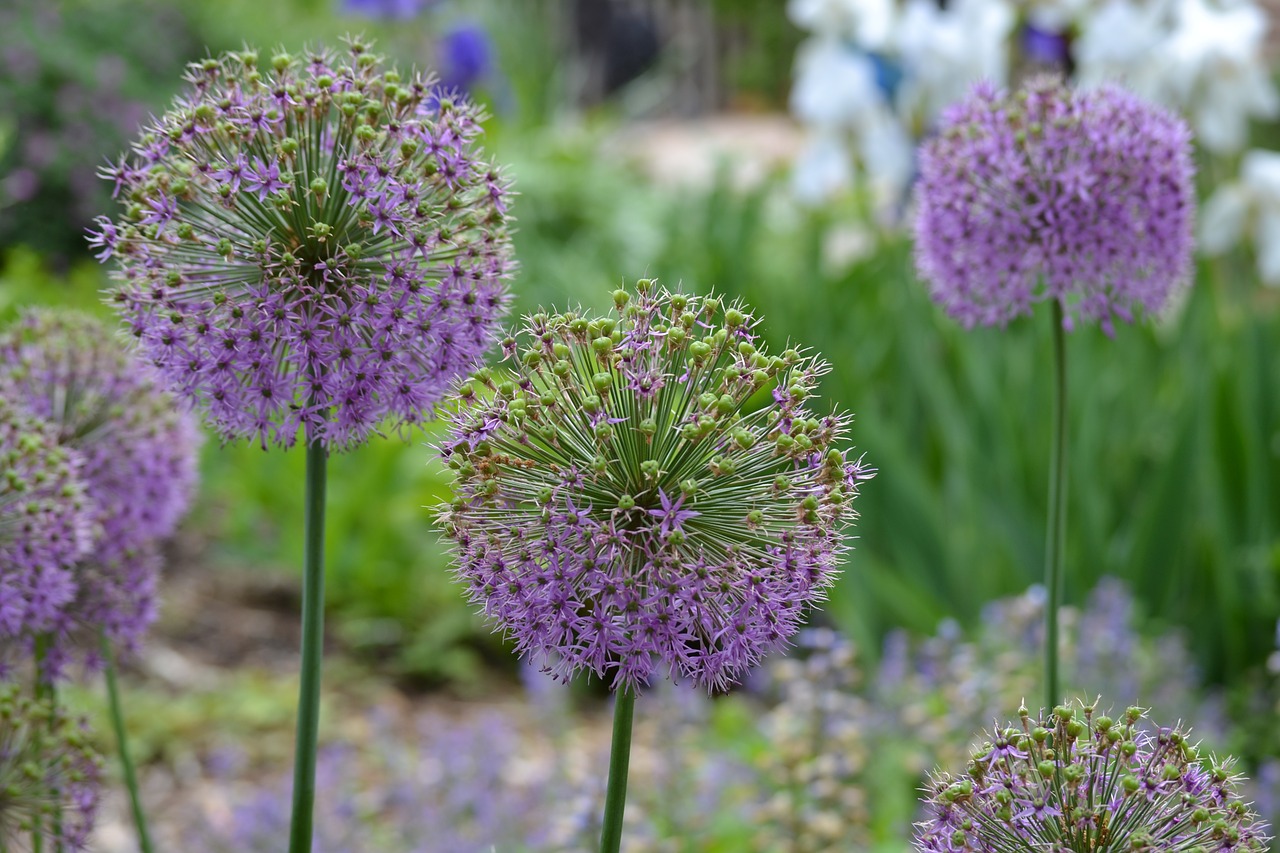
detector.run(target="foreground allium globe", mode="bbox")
[0,310,200,671]
[0,684,102,851]
[914,78,1195,333]
[916,702,1269,852]
[439,281,874,691]
[89,38,513,449]
[0,397,92,650]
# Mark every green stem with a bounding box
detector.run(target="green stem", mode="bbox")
[32,635,50,853]
[598,688,637,853]
[102,634,153,853]
[1044,299,1069,713]
[287,438,328,853]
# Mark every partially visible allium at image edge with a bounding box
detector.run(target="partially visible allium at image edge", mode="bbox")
[915,702,1269,852]
[0,684,103,851]
[914,77,1195,333]
[0,309,200,674]
[89,37,514,450]
[439,280,874,692]
[0,397,93,654]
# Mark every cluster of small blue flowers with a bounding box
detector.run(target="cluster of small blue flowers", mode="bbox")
[186,707,600,852]
[914,77,1195,333]
[90,38,514,450]
[0,310,201,675]
[183,678,744,852]
[0,684,102,851]
[915,702,1268,852]
[0,397,93,665]
[440,280,874,692]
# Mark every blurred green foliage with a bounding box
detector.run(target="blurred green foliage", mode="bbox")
[0,0,203,259]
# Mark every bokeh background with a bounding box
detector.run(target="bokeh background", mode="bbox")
[3,0,1280,849]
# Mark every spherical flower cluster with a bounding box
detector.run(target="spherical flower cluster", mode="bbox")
[439,280,874,692]
[915,702,1269,852]
[1,310,200,554]
[0,684,102,850]
[913,78,1195,333]
[89,37,514,450]
[0,310,200,671]
[0,398,93,648]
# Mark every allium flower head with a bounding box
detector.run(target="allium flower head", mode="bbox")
[0,310,200,672]
[439,280,874,692]
[914,77,1195,333]
[0,310,200,555]
[89,37,514,449]
[915,702,1269,852]
[0,398,93,645]
[0,684,102,850]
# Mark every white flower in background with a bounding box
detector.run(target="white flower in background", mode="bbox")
[1201,150,1280,285]
[1022,0,1096,32]
[788,0,896,49]
[1162,0,1278,153]
[793,130,855,202]
[791,38,888,127]
[859,111,914,205]
[789,39,913,207]
[1078,0,1276,154]
[1075,0,1172,99]
[894,0,1015,128]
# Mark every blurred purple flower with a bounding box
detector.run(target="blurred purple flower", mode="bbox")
[439,23,492,93]
[2,168,39,203]
[914,77,1195,333]
[0,397,93,669]
[340,0,433,19]
[1020,23,1072,69]
[0,309,201,675]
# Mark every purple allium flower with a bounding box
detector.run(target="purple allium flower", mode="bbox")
[915,702,1269,852]
[439,280,874,693]
[0,310,200,672]
[90,38,514,450]
[0,684,103,850]
[913,77,1195,333]
[0,397,93,654]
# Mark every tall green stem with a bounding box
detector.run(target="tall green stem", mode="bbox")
[287,437,328,853]
[32,635,50,853]
[1044,300,1069,713]
[598,688,637,853]
[102,633,153,853]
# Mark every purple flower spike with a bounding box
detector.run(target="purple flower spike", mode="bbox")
[0,309,201,672]
[914,78,1195,333]
[915,702,1270,852]
[0,685,102,850]
[90,37,515,450]
[439,281,875,693]
[0,397,93,653]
